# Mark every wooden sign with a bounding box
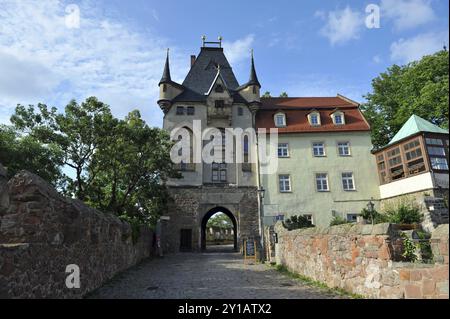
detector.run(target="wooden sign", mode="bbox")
[244,240,257,262]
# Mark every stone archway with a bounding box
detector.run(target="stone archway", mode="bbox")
[201,207,238,251]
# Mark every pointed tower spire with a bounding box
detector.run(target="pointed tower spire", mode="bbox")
[159,48,171,85]
[247,49,261,88]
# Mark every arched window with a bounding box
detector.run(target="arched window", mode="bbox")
[308,111,321,126]
[274,112,286,127]
[215,84,224,93]
[331,111,345,125]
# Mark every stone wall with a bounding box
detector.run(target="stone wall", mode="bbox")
[273,222,449,299]
[0,170,154,298]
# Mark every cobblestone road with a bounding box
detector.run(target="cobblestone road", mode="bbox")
[88,246,346,299]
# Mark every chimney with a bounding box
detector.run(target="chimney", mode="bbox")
[190,55,196,68]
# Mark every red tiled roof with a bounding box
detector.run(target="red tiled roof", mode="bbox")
[260,96,358,109]
[256,96,370,133]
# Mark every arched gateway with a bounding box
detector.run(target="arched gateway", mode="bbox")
[201,207,238,251]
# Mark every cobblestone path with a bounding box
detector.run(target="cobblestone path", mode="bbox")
[88,249,346,299]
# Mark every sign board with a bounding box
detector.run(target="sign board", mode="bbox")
[160,216,170,221]
[244,240,257,262]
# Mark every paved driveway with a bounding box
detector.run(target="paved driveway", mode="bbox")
[88,249,346,299]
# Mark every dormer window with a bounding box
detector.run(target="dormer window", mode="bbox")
[215,84,224,93]
[331,111,345,125]
[274,113,286,127]
[308,111,321,126]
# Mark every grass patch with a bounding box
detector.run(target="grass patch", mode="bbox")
[272,264,364,299]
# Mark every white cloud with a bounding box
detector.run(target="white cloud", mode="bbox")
[373,55,382,64]
[390,31,449,63]
[318,7,364,46]
[222,34,255,65]
[381,0,435,31]
[0,0,185,127]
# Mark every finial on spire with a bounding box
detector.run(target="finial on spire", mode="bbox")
[247,49,261,88]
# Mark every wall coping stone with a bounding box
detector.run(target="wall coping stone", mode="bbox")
[274,221,396,237]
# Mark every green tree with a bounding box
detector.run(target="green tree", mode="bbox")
[11,97,115,199]
[279,92,288,97]
[262,91,272,98]
[0,125,64,186]
[84,110,180,224]
[8,97,179,226]
[361,49,449,148]
[207,213,233,229]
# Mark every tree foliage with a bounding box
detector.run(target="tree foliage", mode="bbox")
[283,215,313,230]
[7,97,179,226]
[0,125,64,186]
[207,213,233,229]
[361,49,449,148]
[279,92,288,97]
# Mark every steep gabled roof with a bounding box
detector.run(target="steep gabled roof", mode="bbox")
[389,114,449,145]
[182,47,240,95]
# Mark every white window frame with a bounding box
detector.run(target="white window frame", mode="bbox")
[315,173,329,192]
[278,143,289,158]
[279,175,292,192]
[274,113,286,127]
[337,141,351,156]
[331,111,345,125]
[342,172,356,191]
[312,142,326,157]
[308,112,321,126]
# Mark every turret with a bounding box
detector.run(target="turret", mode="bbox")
[157,49,183,113]
[238,50,261,111]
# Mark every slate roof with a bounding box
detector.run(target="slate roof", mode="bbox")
[388,114,449,145]
[182,47,240,94]
[159,51,172,85]
[256,96,370,133]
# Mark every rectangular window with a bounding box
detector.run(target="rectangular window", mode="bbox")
[427,146,446,156]
[278,143,289,157]
[346,214,358,222]
[342,172,355,191]
[334,115,343,124]
[212,163,227,182]
[187,106,195,115]
[176,106,184,115]
[316,173,329,192]
[312,142,325,157]
[337,142,350,156]
[310,114,319,125]
[238,107,243,116]
[215,100,224,108]
[405,148,422,161]
[279,175,291,192]
[426,138,444,146]
[430,157,449,170]
[275,115,285,127]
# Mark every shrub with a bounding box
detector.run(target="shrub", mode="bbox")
[330,216,349,226]
[283,215,313,230]
[385,204,422,224]
[401,232,419,262]
[360,208,387,224]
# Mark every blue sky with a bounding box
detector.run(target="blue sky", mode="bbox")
[0,0,448,127]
